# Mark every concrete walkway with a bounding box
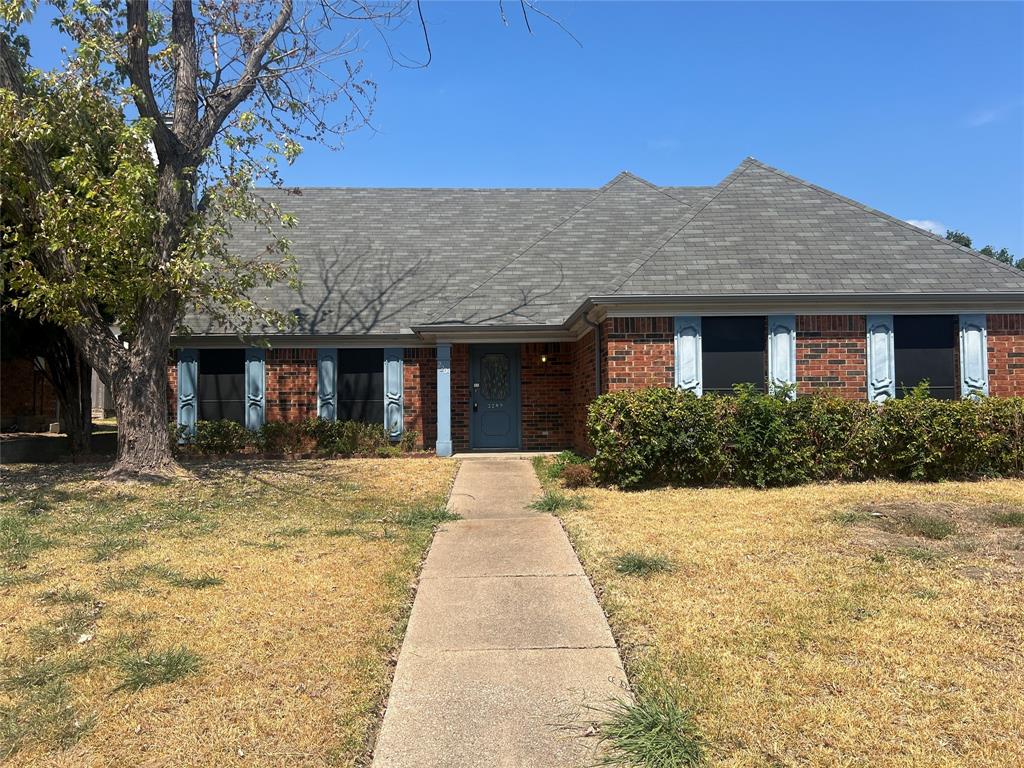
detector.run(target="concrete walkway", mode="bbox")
[372,459,627,768]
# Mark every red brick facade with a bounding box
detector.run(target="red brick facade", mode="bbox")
[403,347,437,449]
[265,349,317,422]
[604,317,674,391]
[521,342,574,451]
[988,314,1024,397]
[164,313,1024,452]
[1,357,59,430]
[796,315,868,398]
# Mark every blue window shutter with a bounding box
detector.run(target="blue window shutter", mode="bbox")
[866,315,895,402]
[767,315,797,398]
[384,347,404,440]
[959,314,989,398]
[244,348,266,430]
[317,348,337,420]
[674,316,702,396]
[177,348,198,438]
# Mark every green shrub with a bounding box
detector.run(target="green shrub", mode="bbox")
[588,387,1024,488]
[303,418,390,456]
[255,421,310,454]
[190,420,252,454]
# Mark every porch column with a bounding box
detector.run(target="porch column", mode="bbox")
[436,343,453,457]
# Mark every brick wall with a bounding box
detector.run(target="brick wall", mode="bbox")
[988,314,1024,397]
[796,315,867,398]
[265,348,317,422]
[403,347,437,449]
[571,329,598,453]
[604,317,674,391]
[521,342,573,451]
[1,358,58,429]
[167,361,177,421]
[451,344,471,452]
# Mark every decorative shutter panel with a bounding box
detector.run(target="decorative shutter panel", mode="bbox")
[767,315,797,398]
[176,348,198,438]
[958,314,989,398]
[317,349,337,420]
[244,348,266,430]
[866,315,896,402]
[384,348,404,440]
[674,316,702,396]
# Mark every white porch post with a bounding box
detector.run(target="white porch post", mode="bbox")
[436,344,453,457]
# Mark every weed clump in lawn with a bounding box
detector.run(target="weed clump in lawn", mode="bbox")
[990,509,1024,528]
[614,552,674,578]
[530,490,586,513]
[597,683,705,768]
[902,513,956,540]
[116,646,201,692]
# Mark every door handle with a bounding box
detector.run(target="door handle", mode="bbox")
[472,401,479,412]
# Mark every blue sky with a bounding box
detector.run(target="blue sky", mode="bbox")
[23,1,1024,254]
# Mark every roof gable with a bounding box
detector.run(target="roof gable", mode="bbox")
[616,159,1024,296]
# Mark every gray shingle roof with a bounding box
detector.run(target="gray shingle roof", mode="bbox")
[184,158,1024,337]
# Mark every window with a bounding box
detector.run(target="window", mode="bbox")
[198,349,245,423]
[702,316,767,394]
[337,348,384,423]
[894,315,956,399]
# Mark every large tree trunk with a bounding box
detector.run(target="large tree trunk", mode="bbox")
[107,337,177,480]
[55,349,92,457]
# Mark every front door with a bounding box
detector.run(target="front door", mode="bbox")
[469,345,521,450]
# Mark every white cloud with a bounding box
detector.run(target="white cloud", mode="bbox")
[967,107,1003,127]
[905,219,947,236]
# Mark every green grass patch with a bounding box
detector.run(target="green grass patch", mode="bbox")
[530,490,586,513]
[89,536,144,563]
[2,657,91,691]
[614,552,675,578]
[897,546,942,563]
[36,587,96,606]
[272,525,310,538]
[597,683,705,767]
[0,515,53,567]
[115,646,201,692]
[0,679,95,758]
[392,504,459,529]
[990,509,1024,528]
[901,514,956,540]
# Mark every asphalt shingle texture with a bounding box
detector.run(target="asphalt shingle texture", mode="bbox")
[183,158,1024,336]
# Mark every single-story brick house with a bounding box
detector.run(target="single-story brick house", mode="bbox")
[171,157,1024,455]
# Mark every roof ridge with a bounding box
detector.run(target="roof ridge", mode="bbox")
[429,174,631,322]
[744,158,1024,280]
[603,158,757,295]
[614,171,693,207]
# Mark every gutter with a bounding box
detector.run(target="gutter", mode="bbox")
[582,310,603,396]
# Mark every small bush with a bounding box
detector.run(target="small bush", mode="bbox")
[303,418,390,456]
[588,387,1024,488]
[614,552,674,577]
[193,419,252,454]
[115,646,201,692]
[561,463,595,488]
[255,421,311,454]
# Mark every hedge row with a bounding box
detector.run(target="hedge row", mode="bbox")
[173,418,420,457]
[587,385,1024,488]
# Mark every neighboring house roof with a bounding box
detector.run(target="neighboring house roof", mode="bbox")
[182,157,1024,339]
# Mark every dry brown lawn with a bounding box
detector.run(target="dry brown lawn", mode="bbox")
[554,477,1024,768]
[0,458,457,767]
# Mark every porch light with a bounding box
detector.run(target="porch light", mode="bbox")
[540,354,548,363]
